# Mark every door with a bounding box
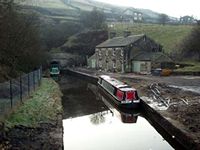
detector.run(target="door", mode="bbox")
[91,59,96,68]
[132,61,140,73]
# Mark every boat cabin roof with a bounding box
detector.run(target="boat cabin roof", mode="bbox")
[99,75,136,91]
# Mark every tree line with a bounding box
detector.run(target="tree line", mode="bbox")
[0,0,47,78]
[180,24,200,61]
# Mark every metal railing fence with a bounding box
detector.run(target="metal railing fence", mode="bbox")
[0,67,42,120]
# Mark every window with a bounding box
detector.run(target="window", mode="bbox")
[121,49,124,56]
[113,61,116,68]
[112,48,116,56]
[106,49,108,56]
[99,49,102,56]
[116,89,124,101]
[99,61,102,68]
[126,91,136,101]
[102,80,115,94]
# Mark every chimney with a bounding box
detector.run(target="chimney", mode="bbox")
[123,30,131,37]
[109,31,116,39]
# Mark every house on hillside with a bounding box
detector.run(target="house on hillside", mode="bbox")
[120,8,143,23]
[88,31,172,74]
[180,16,195,24]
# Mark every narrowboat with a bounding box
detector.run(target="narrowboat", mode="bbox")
[50,61,60,80]
[99,90,140,123]
[98,75,140,108]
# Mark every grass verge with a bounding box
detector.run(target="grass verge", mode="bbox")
[5,78,63,128]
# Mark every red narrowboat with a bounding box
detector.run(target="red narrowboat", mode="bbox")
[98,75,140,108]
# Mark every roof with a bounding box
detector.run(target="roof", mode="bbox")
[96,34,145,48]
[133,52,172,62]
[100,75,127,87]
[122,8,143,15]
[99,75,136,91]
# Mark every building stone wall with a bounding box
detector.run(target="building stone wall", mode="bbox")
[95,47,125,72]
[93,35,164,73]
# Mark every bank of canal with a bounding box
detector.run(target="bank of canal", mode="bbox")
[60,75,181,150]
[0,78,63,149]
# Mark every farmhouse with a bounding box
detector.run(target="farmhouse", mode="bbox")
[120,8,143,23]
[88,31,172,73]
[180,16,195,24]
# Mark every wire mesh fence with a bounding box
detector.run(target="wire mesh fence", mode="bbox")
[0,67,42,119]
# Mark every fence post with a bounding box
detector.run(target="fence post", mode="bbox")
[39,66,42,85]
[33,71,35,91]
[20,76,23,103]
[37,69,40,86]
[28,73,30,96]
[10,80,13,108]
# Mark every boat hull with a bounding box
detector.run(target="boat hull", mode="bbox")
[98,84,140,109]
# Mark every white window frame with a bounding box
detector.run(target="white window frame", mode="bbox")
[106,49,108,56]
[113,61,116,68]
[99,49,102,56]
[99,61,102,68]
[120,49,124,56]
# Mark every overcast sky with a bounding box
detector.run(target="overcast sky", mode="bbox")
[95,0,200,19]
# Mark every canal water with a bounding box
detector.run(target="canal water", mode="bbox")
[60,76,174,150]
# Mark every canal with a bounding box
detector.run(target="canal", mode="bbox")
[60,75,175,150]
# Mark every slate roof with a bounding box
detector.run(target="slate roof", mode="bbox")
[96,34,145,48]
[133,52,172,62]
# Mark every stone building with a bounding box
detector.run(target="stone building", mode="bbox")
[88,32,172,73]
[120,8,143,23]
[180,16,195,24]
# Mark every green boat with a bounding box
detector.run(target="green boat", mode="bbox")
[50,61,60,79]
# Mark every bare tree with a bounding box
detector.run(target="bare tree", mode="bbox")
[0,0,47,76]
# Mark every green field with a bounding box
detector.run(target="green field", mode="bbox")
[175,61,200,72]
[19,0,74,10]
[109,23,193,54]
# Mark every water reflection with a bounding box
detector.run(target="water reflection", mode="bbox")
[63,111,173,150]
[90,111,106,125]
[60,77,107,119]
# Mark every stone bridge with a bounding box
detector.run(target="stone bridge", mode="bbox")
[50,52,85,69]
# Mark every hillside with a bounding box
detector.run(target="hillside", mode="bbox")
[110,23,193,54]
[16,0,193,56]
[67,0,162,22]
[17,0,168,23]
[19,0,74,9]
